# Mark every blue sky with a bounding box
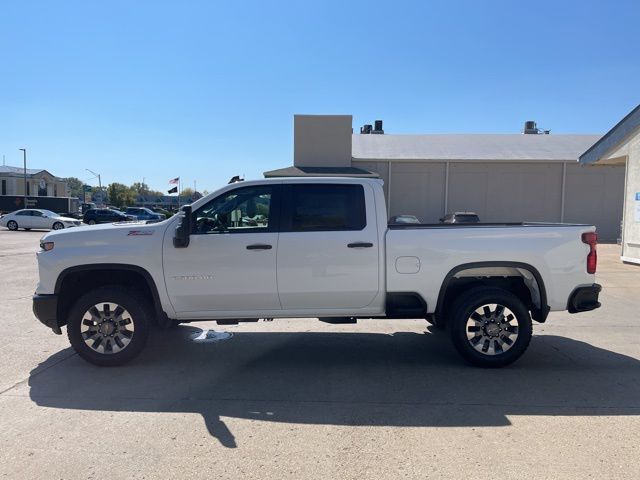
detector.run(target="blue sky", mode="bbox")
[1,0,638,192]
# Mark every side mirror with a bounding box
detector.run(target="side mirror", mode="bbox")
[173,205,192,248]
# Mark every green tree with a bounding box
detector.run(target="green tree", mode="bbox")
[64,177,84,198]
[130,182,149,195]
[107,183,137,208]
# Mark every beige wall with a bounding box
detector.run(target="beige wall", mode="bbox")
[1,175,67,197]
[355,159,625,240]
[564,164,625,242]
[294,115,352,168]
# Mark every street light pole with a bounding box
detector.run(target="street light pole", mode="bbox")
[19,149,27,206]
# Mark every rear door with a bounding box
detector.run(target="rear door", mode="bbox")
[276,183,380,310]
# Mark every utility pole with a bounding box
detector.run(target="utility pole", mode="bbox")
[19,149,27,206]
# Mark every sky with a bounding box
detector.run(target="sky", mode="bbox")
[1,0,639,193]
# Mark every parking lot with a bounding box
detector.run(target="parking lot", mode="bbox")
[1,229,639,479]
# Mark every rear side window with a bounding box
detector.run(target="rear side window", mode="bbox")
[286,184,366,232]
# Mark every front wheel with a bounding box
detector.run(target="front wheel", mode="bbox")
[67,286,151,366]
[7,220,18,231]
[87,219,97,225]
[448,287,532,368]
[52,222,64,230]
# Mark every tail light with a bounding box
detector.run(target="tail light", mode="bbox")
[581,232,597,274]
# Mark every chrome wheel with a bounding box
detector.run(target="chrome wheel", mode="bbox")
[80,302,135,354]
[466,303,519,356]
[52,222,64,230]
[7,220,18,231]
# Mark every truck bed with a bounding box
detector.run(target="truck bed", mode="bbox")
[388,222,592,229]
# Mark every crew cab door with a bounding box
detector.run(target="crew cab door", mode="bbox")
[276,183,380,310]
[163,184,281,314]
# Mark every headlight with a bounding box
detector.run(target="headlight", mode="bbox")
[40,241,54,251]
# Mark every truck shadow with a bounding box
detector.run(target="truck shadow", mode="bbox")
[28,326,640,448]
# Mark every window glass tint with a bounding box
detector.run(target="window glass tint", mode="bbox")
[16,210,30,216]
[193,186,271,234]
[290,184,366,231]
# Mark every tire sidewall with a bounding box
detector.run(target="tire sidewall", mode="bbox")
[53,222,64,230]
[7,220,18,231]
[67,286,150,366]
[449,287,533,368]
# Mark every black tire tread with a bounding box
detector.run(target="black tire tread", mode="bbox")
[448,286,532,368]
[67,285,151,366]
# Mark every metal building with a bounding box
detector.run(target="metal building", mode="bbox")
[265,115,624,241]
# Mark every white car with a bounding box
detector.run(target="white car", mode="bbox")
[0,209,82,231]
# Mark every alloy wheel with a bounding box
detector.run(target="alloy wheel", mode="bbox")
[465,303,519,356]
[80,302,135,354]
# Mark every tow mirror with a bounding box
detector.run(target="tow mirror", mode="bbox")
[173,205,192,248]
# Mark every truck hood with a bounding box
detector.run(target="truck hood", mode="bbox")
[41,220,167,246]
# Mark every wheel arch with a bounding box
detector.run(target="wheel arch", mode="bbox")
[435,261,549,323]
[55,264,170,328]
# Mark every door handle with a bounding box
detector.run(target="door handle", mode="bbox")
[347,242,374,248]
[246,244,273,250]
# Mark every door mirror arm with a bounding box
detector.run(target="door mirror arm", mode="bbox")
[173,205,192,248]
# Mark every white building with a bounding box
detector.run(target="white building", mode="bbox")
[580,104,640,263]
[266,115,624,240]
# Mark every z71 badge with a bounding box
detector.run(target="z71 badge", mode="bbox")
[127,230,154,236]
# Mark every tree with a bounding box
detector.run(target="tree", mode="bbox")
[64,177,84,198]
[180,187,195,198]
[107,183,136,208]
[130,182,149,195]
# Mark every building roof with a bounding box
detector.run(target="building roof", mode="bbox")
[0,165,63,180]
[579,104,640,165]
[352,133,602,162]
[264,166,379,178]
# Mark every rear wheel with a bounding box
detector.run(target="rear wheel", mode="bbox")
[7,220,18,231]
[448,287,532,368]
[67,286,151,366]
[52,222,64,230]
[87,219,96,225]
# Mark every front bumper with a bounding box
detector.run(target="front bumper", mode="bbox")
[567,284,602,313]
[32,294,62,334]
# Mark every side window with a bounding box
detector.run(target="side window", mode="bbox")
[16,211,30,216]
[192,186,272,234]
[32,211,43,217]
[287,184,366,231]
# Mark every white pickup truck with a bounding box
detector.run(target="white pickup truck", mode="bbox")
[33,177,601,367]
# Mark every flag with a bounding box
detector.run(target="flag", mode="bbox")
[168,177,179,185]
[168,186,178,194]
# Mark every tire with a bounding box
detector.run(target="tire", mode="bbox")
[448,287,532,368]
[67,286,151,366]
[87,219,96,225]
[7,220,18,231]
[52,222,64,230]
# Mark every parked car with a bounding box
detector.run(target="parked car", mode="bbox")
[80,203,97,214]
[83,208,135,225]
[389,214,420,224]
[124,207,166,222]
[0,209,82,231]
[440,212,480,224]
[34,178,601,368]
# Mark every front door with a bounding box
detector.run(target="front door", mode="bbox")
[276,183,380,310]
[163,184,281,315]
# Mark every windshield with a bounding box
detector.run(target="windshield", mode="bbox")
[39,210,58,217]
